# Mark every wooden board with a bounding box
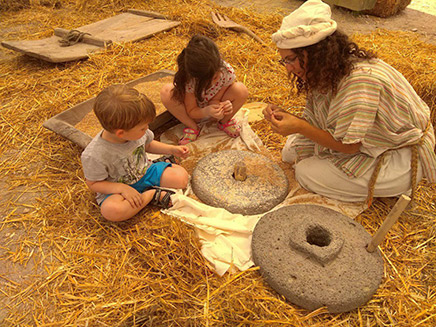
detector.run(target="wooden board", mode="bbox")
[43,70,177,148]
[1,10,180,63]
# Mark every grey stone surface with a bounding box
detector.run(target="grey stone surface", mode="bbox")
[252,204,384,313]
[191,150,289,215]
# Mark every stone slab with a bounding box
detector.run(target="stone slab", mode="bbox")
[252,204,384,313]
[191,150,289,215]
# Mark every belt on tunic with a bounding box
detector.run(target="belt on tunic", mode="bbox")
[366,121,432,207]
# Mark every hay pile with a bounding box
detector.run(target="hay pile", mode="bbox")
[0,0,435,325]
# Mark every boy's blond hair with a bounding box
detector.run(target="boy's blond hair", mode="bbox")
[94,84,156,132]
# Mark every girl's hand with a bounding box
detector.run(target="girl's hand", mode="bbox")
[269,110,303,136]
[263,104,285,122]
[171,145,189,159]
[120,184,143,208]
[206,104,224,120]
[220,100,233,115]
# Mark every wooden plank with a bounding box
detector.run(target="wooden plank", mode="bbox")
[127,9,167,19]
[78,13,179,43]
[1,36,101,63]
[43,70,176,149]
[1,11,180,63]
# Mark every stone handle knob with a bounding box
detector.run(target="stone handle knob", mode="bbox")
[234,161,247,181]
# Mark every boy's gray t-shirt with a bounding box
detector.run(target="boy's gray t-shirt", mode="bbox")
[81,129,154,204]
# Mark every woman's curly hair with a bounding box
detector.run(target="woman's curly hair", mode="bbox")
[291,30,377,95]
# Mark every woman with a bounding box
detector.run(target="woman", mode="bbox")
[264,0,436,204]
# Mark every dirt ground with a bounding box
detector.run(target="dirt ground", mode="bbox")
[0,0,435,324]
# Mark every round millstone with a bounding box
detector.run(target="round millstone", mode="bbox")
[252,204,384,313]
[191,150,289,215]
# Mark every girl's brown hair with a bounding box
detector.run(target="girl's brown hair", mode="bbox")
[93,84,156,132]
[172,34,224,103]
[291,30,377,95]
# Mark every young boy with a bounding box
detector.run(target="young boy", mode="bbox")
[81,84,189,222]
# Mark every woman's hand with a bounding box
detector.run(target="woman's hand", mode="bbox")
[269,111,362,154]
[269,110,303,136]
[264,104,362,154]
[263,104,286,122]
[206,104,224,120]
[171,145,189,159]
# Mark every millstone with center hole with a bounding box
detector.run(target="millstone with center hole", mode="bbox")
[252,204,384,313]
[191,150,289,215]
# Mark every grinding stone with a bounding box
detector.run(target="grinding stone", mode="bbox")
[252,204,384,313]
[191,150,289,215]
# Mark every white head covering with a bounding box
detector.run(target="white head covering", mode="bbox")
[272,0,337,49]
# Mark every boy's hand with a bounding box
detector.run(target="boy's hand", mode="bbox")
[171,145,189,159]
[120,184,143,208]
[206,104,224,120]
[220,100,233,115]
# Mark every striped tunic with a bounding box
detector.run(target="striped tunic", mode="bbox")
[293,59,436,182]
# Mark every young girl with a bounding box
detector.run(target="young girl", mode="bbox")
[160,34,249,145]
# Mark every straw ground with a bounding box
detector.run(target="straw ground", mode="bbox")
[0,0,435,325]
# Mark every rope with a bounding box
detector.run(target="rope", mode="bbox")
[365,121,431,207]
[366,152,388,207]
[58,29,91,47]
[411,143,419,201]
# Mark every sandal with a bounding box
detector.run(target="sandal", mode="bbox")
[152,154,177,164]
[179,127,200,145]
[217,118,241,138]
[145,186,175,209]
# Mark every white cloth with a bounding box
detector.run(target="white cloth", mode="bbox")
[161,105,367,276]
[272,0,337,49]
